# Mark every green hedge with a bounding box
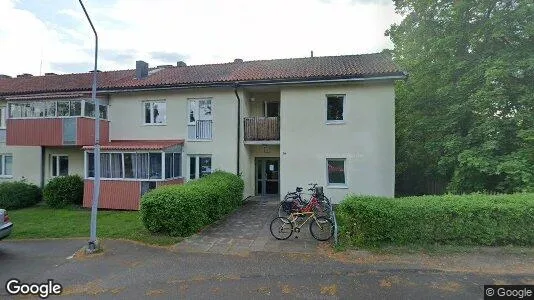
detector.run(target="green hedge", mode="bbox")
[140,171,244,236]
[0,181,42,210]
[43,175,84,208]
[337,194,534,247]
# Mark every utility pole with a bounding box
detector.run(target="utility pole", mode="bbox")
[78,0,101,252]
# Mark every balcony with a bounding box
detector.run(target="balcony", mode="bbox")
[244,117,280,144]
[188,120,213,140]
[6,117,109,146]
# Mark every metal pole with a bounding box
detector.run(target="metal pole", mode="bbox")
[78,0,100,251]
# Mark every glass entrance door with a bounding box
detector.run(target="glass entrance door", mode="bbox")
[256,158,279,195]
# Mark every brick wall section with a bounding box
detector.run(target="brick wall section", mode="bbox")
[6,118,63,146]
[83,180,141,210]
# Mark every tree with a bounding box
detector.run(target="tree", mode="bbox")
[388,0,534,195]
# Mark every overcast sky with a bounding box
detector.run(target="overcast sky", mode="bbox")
[0,0,402,77]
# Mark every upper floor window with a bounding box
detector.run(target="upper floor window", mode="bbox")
[144,101,166,125]
[51,155,69,177]
[326,95,345,123]
[188,99,212,124]
[58,101,82,117]
[0,154,13,177]
[0,107,6,129]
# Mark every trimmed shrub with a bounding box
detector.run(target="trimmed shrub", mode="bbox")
[337,193,534,247]
[0,180,42,210]
[140,171,244,236]
[43,175,84,208]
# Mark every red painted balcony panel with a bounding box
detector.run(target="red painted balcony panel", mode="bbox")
[83,180,141,210]
[6,118,63,146]
[77,118,109,146]
[6,117,109,146]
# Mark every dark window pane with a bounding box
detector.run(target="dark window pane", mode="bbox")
[189,156,196,179]
[110,153,122,178]
[100,153,111,178]
[71,101,82,116]
[266,102,279,117]
[173,153,181,177]
[327,96,344,121]
[87,153,94,177]
[199,157,211,178]
[149,153,162,179]
[99,105,107,119]
[52,156,58,176]
[136,153,149,179]
[165,153,172,179]
[59,156,69,176]
[145,103,151,123]
[57,101,69,116]
[124,153,135,178]
[4,155,12,176]
[327,159,345,184]
[85,102,95,117]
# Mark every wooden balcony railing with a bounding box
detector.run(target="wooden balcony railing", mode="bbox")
[244,117,280,141]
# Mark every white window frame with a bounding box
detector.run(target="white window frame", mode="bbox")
[51,154,69,177]
[143,100,167,125]
[326,158,348,188]
[84,151,182,181]
[187,98,213,124]
[0,154,13,178]
[325,94,346,124]
[0,106,6,129]
[188,155,212,180]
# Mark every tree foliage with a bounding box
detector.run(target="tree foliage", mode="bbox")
[388,0,534,195]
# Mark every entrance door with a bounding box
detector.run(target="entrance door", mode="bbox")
[256,158,279,195]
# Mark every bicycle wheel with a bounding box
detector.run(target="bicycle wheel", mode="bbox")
[270,217,293,240]
[309,216,334,241]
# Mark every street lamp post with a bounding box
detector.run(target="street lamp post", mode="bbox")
[78,0,101,252]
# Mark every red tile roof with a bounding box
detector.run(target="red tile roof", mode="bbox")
[0,53,404,96]
[82,140,184,151]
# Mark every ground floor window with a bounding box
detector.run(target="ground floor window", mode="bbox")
[189,155,212,179]
[0,154,13,177]
[327,158,346,186]
[51,155,69,177]
[86,152,181,180]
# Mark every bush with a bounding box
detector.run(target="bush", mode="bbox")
[140,171,244,236]
[43,175,84,208]
[337,193,534,247]
[0,180,42,210]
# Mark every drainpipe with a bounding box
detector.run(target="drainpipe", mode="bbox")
[233,83,241,175]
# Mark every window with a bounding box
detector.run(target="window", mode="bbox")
[86,152,181,180]
[189,155,212,179]
[0,154,13,177]
[58,101,81,117]
[165,153,182,179]
[327,158,346,186]
[0,107,6,129]
[99,105,107,119]
[51,155,69,177]
[188,99,213,140]
[326,95,345,123]
[84,101,95,117]
[144,101,166,124]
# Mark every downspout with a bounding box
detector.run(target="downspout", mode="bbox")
[233,83,241,175]
[40,147,45,188]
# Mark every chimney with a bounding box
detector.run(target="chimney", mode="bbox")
[17,73,33,78]
[234,58,243,63]
[176,61,187,67]
[136,60,149,79]
[0,74,11,79]
[311,50,314,58]
[45,72,57,76]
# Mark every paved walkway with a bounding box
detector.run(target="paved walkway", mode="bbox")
[173,196,329,255]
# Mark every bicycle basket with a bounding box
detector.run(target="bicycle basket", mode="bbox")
[315,186,324,196]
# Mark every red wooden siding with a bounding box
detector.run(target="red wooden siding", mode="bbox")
[156,178,184,187]
[6,118,63,146]
[77,118,109,145]
[83,180,141,210]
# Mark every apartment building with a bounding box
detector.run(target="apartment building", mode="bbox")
[0,53,405,210]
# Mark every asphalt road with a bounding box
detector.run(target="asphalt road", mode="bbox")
[1,239,532,299]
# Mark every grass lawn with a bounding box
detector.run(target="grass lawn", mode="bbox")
[6,205,182,246]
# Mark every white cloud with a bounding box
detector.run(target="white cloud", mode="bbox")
[0,0,403,76]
